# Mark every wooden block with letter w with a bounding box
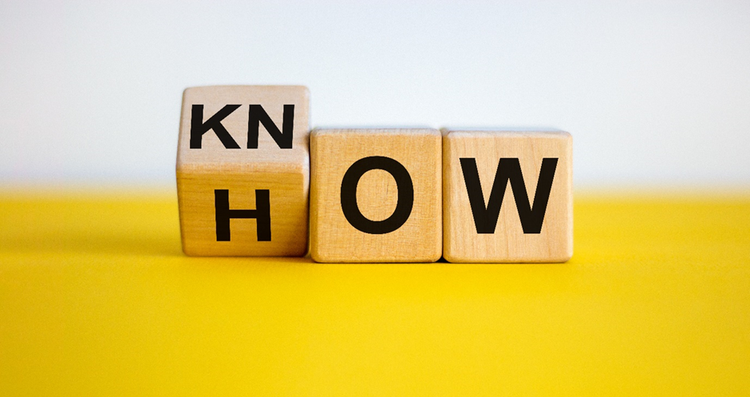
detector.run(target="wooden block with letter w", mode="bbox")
[176,85,309,256]
[442,129,573,263]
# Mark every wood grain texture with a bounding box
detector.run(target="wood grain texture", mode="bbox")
[176,85,309,256]
[443,129,573,263]
[310,128,442,262]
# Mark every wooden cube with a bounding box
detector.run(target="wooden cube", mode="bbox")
[176,86,309,256]
[442,129,573,263]
[310,128,442,262]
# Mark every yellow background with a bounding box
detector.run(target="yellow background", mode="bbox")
[1,190,749,395]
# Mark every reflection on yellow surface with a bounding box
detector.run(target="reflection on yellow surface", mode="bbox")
[1,190,749,395]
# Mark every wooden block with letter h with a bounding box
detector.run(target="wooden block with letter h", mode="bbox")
[310,128,442,262]
[442,129,573,263]
[176,85,309,256]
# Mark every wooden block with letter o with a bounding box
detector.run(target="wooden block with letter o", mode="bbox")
[310,128,442,263]
[176,85,309,256]
[442,129,573,263]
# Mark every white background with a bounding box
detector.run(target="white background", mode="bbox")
[1,0,749,189]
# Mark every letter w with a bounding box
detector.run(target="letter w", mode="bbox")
[459,158,557,234]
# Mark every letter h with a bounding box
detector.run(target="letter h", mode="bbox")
[214,189,271,241]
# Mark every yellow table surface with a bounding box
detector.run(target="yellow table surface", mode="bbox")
[1,190,749,396]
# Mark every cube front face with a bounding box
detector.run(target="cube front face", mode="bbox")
[177,169,308,256]
[176,86,310,256]
[310,129,442,263]
[443,130,573,263]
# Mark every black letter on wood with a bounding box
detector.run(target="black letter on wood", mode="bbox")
[340,156,414,234]
[247,104,294,149]
[215,189,271,241]
[190,104,241,149]
[460,158,557,234]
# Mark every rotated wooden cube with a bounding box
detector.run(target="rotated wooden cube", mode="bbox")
[310,128,442,262]
[442,129,573,263]
[176,85,309,256]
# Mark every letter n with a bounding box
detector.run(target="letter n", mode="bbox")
[247,104,294,149]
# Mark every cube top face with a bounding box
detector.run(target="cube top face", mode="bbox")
[177,85,310,171]
[444,129,570,139]
[310,128,442,263]
[312,128,436,136]
[443,129,573,263]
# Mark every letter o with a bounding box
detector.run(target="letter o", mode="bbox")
[340,156,414,234]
